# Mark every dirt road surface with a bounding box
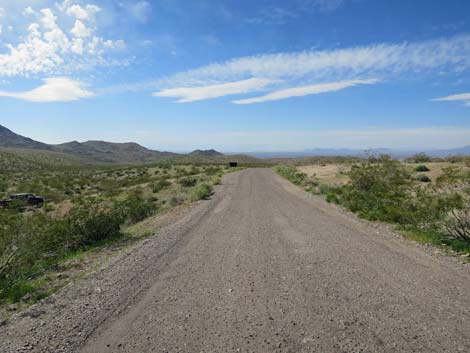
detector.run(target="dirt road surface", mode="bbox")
[2,169,470,352]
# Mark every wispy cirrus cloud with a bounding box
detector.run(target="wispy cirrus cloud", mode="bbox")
[153,34,470,104]
[163,34,470,85]
[233,79,378,104]
[302,0,348,12]
[153,78,278,103]
[432,93,470,106]
[0,77,93,102]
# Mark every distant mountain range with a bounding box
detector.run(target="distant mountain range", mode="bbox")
[0,124,231,165]
[189,149,224,157]
[2,124,468,164]
[247,146,470,159]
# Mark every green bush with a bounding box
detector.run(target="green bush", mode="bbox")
[178,177,198,187]
[337,159,412,223]
[152,179,171,193]
[0,203,124,303]
[189,183,213,201]
[416,174,431,183]
[325,192,340,204]
[415,165,430,172]
[204,166,220,176]
[274,165,307,186]
[117,191,156,224]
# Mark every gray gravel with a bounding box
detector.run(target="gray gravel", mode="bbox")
[2,168,470,353]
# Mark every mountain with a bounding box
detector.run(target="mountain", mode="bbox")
[248,146,470,159]
[189,149,224,157]
[426,146,470,157]
[0,124,52,150]
[54,140,176,164]
[0,124,178,164]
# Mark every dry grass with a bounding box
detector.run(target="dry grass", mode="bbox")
[298,164,351,186]
[404,162,470,182]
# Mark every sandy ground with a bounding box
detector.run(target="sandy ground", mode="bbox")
[298,164,350,185]
[2,169,470,353]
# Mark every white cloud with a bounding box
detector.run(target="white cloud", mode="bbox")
[66,4,100,22]
[432,92,470,106]
[150,34,470,104]
[0,7,5,18]
[303,0,347,12]
[153,78,278,103]
[246,7,297,25]
[71,20,91,38]
[40,8,58,30]
[0,4,125,77]
[233,79,378,104]
[23,6,35,16]
[162,34,470,86]
[0,77,93,102]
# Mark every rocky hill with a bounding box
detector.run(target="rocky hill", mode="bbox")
[0,125,52,150]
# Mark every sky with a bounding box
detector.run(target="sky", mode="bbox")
[0,0,470,152]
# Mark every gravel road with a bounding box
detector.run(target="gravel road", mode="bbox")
[2,168,470,352]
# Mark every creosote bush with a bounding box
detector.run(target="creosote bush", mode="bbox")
[274,165,307,186]
[189,183,213,201]
[152,179,171,193]
[416,174,431,183]
[415,165,430,172]
[178,177,198,187]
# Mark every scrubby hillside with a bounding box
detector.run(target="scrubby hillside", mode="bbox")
[0,148,85,172]
[54,140,176,164]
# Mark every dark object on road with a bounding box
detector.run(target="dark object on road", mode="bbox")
[0,193,45,209]
[229,162,238,168]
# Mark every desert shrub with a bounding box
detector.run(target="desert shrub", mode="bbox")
[435,167,470,242]
[204,166,220,176]
[211,175,222,185]
[0,203,124,302]
[445,208,470,242]
[416,174,431,183]
[274,165,307,186]
[179,177,198,187]
[0,178,7,193]
[415,165,430,172]
[325,192,340,204]
[168,194,185,207]
[339,159,412,223]
[189,183,213,201]
[117,191,156,224]
[188,166,201,175]
[64,206,123,249]
[152,179,171,193]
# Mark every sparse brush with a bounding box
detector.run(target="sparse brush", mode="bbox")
[189,184,213,201]
[178,177,198,187]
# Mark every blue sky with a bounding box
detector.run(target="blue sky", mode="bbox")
[0,0,470,152]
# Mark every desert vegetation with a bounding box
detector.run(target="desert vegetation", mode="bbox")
[0,157,236,306]
[276,154,470,253]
